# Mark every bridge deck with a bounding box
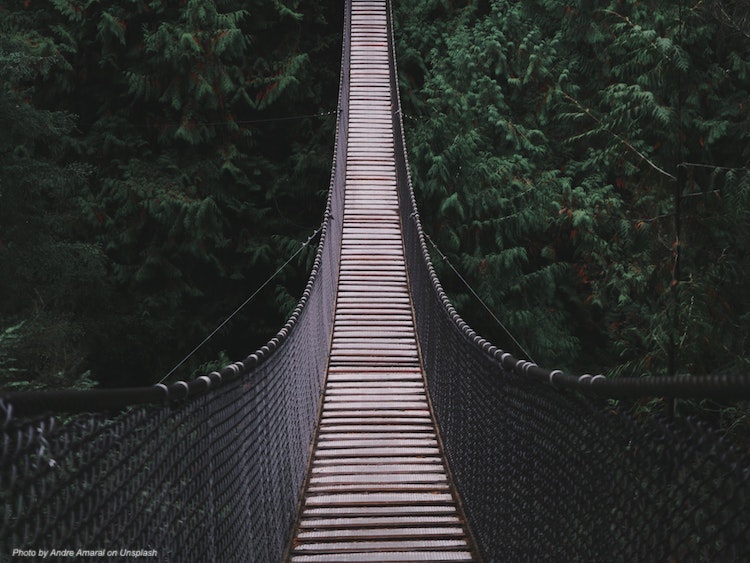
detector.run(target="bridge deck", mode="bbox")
[288,1,475,561]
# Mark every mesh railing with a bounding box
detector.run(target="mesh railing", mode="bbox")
[0,5,350,561]
[4,0,750,560]
[384,0,750,560]
[2,348,321,561]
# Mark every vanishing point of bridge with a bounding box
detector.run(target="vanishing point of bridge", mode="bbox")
[288,1,474,559]
[1,0,749,561]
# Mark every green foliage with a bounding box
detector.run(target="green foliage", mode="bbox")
[0,21,107,390]
[396,0,750,378]
[1,0,340,387]
[397,0,579,365]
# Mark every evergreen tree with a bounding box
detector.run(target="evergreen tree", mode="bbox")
[396,0,749,378]
[0,19,103,390]
[1,0,340,387]
[548,0,750,377]
[397,0,580,366]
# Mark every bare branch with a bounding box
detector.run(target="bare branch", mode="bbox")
[560,90,677,181]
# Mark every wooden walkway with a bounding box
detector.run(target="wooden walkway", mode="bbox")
[288,1,475,561]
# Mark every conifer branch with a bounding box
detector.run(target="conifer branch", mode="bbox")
[711,0,750,40]
[679,162,750,172]
[560,91,677,181]
[601,9,676,63]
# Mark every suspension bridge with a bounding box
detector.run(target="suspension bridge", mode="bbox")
[2,1,749,561]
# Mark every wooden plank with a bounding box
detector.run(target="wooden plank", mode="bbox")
[300,505,456,517]
[330,337,417,344]
[328,359,420,367]
[326,366,422,374]
[301,492,456,507]
[320,411,433,421]
[319,421,434,430]
[326,388,425,396]
[309,473,447,485]
[322,403,430,412]
[315,438,437,449]
[298,515,461,529]
[292,554,473,563]
[324,376,424,385]
[293,539,468,552]
[291,552,474,562]
[329,348,418,356]
[311,463,445,475]
[324,390,425,399]
[289,2,475,560]
[326,380,425,388]
[306,483,451,494]
[296,529,466,541]
[333,334,417,344]
[311,460,445,470]
[313,447,441,458]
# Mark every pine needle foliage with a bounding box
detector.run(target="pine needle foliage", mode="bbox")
[0,23,103,390]
[2,0,340,386]
[396,0,749,379]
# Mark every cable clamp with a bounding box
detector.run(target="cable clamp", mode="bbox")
[154,383,169,403]
[549,370,563,388]
[500,353,512,368]
[173,381,189,400]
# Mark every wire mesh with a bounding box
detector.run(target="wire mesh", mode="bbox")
[400,302,750,560]
[386,1,750,558]
[0,5,350,559]
[1,339,320,561]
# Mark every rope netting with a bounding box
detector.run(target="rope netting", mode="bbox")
[2,356,319,560]
[0,7,350,559]
[385,3,750,561]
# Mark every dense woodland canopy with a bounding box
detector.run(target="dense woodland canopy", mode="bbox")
[1,0,342,389]
[1,0,748,400]
[396,0,750,384]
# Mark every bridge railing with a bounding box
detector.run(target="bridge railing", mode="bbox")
[0,5,350,561]
[385,1,750,561]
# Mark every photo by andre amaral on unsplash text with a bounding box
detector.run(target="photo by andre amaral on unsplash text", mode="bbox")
[12,548,159,558]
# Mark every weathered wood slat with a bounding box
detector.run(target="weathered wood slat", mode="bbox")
[306,484,452,495]
[288,0,475,560]
[291,552,474,563]
[291,554,474,563]
[309,473,447,485]
[298,515,461,529]
[317,418,435,428]
[312,463,445,475]
[323,393,426,402]
[302,504,456,516]
[294,540,469,555]
[297,528,467,542]
[302,493,456,509]
[326,381,424,395]
[315,437,438,448]
[312,455,442,466]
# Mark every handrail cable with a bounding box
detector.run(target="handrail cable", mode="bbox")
[159,224,324,384]
[424,232,536,363]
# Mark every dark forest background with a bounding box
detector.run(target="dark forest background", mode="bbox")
[1,0,343,389]
[2,1,748,404]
